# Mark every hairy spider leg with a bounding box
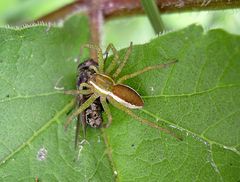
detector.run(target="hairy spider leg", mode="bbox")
[64,82,94,131]
[108,96,182,140]
[82,44,104,73]
[104,43,120,74]
[117,60,178,83]
[64,90,92,95]
[63,82,93,95]
[89,65,99,74]
[64,94,99,130]
[100,97,112,128]
[113,42,133,78]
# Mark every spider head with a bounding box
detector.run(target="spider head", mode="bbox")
[89,73,115,95]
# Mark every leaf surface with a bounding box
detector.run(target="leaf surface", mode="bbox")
[0,16,239,182]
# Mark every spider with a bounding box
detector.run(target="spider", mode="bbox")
[65,42,180,140]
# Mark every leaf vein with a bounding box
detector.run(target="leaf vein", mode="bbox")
[201,109,240,137]
[141,108,240,156]
[0,99,75,165]
[142,84,240,98]
[0,91,63,103]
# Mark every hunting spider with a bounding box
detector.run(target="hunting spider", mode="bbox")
[65,43,179,139]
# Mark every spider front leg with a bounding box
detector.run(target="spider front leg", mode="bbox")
[112,42,133,79]
[89,65,99,74]
[100,96,112,128]
[64,94,99,130]
[117,60,178,83]
[64,83,93,95]
[108,96,182,140]
[64,90,92,95]
[82,44,104,73]
[104,43,120,74]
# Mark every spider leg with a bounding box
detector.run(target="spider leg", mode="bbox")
[104,43,120,74]
[100,96,112,128]
[89,65,99,74]
[117,60,178,83]
[64,82,93,95]
[79,83,93,90]
[64,94,99,130]
[108,96,182,140]
[64,89,93,95]
[113,42,133,78]
[82,44,104,73]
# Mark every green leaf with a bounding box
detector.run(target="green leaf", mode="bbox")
[0,15,239,182]
[104,26,240,182]
[0,15,113,181]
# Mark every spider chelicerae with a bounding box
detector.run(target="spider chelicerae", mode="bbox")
[65,42,180,139]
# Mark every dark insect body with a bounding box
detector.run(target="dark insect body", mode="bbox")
[75,59,103,147]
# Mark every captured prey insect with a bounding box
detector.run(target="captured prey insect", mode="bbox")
[65,42,180,140]
[75,59,103,147]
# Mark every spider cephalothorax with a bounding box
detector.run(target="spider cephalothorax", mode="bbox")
[65,43,180,140]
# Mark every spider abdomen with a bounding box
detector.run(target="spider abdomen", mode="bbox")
[90,73,144,109]
[110,84,144,109]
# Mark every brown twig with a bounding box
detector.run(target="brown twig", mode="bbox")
[36,0,86,22]
[37,0,240,23]
[35,0,240,60]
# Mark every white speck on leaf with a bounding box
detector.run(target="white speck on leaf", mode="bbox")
[223,145,239,153]
[76,139,90,160]
[98,136,101,143]
[77,145,84,160]
[54,76,64,90]
[37,147,48,161]
[74,58,78,63]
[206,145,221,175]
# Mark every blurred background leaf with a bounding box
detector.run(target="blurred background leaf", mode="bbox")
[0,0,72,25]
[0,0,239,50]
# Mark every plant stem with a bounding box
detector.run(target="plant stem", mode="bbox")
[87,0,103,60]
[141,0,165,34]
[37,0,240,22]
